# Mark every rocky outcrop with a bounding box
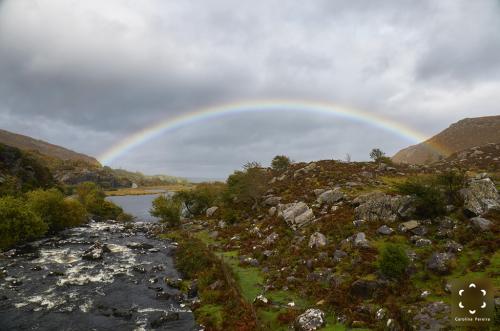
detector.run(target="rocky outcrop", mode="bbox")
[278,202,315,230]
[470,217,493,231]
[316,188,344,205]
[460,176,500,216]
[294,163,317,178]
[353,192,415,222]
[294,308,326,331]
[426,252,455,274]
[205,206,219,217]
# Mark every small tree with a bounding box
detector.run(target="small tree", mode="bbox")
[150,195,181,227]
[271,155,291,172]
[369,148,385,162]
[379,244,410,279]
[345,153,351,163]
[226,162,268,209]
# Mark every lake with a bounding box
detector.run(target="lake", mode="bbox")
[107,193,171,222]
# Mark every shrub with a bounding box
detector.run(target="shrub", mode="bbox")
[271,155,291,172]
[435,169,466,205]
[150,195,181,227]
[75,182,123,221]
[225,162,268,208]
[379,244,410,279]
[369,148,385,162]
[26,189,87,232]
[174,182,225,216]
[0,196,48,250]
[395,177,446,218]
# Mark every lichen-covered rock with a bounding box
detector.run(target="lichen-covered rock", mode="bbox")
[294,308,326,331]
[317,188,344,205]
[398,220,420,232]
[350,279,380,299]
[426,252,455,274]
[308,232,327,249]
[278,202,315,230]
[353,232,369,248]
[470,216,493,231]
[293,163,317,178]
[460,177,500,216]
[333,249,347,262]
[205,206,218,217]
[353,192,415,222]
[263,196,281,206]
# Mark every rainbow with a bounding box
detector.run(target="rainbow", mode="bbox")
[98,99,441,165]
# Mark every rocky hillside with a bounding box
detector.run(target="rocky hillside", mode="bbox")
[392,116,500,164]
[0,129,100,166]
[173,156,499,330]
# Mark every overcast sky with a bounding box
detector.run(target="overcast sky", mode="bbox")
[1,0,499,178]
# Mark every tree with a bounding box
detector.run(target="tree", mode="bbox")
[345,153,351,163]
[369,148,385,162]
[271,155,291,172]
[150,195,181,227]
[378,244,410,279]
[0,196,48,250]
[226,162,268,209]
[75,182,123,221]
[174,182,225,216]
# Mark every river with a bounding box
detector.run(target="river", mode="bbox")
[0,194,197,331]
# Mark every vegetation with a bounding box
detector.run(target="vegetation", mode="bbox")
[174,182,225,216]
[271,155,292,172]
[395,176,446,218]
[150,194,181,227]
[0,196,48,250]
[75,182,125,221]
[26,188,87,232]
[378,244,410,279]
[225,162,268,209]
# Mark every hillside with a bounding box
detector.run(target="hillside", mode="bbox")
[392,116,500,164]
[0,129,100,166]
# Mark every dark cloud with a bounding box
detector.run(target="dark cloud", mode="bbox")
[0,0,498,178]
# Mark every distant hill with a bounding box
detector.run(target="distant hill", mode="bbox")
[392,115,500,164]
[0,129,100,166]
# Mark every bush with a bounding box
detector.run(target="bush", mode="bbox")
[225,162,268,208]
[75,182,123,221]
[174,182,225,217]
[435,170,465,205]
[271,155,291,172]
[378,244,410,279]
[150,195,181,227]
[395,177,446,218]
[0,196,48,250]
[26,189,87,232]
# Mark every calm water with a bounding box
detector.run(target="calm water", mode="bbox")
[107,194,171,222]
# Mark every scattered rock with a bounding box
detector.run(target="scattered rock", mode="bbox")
[353,192,415,222]
[150,311,180,328]
[470,217,493,231]
[350,279,379,299]
[253,294,269,306]
[333,250,347,262]
[263,232,279,246]
[444,240,463,253]
[278,202,315,230]
[398,220,419,233]
[460,177,500,216]
[353,232,369,248]
[308,232,327,249]
[294,163,317,178]
[206,206,219,217]
[82,242,110,260]
[413,237,432,247]
[268,206,277,217]
[426,252,455,274]
[352,219,366,227]
[317,188,344,205]
[294,308,326,331]
[377,225,394,235]
[126,242,154,250]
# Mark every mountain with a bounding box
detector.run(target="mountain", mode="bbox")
[392,115,500,164]
[0,129,100,167]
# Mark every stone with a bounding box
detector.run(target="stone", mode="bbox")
[268,206,277,217]
[398,220,419,233]
[470,217,493,231]
[308,232,327,249]
[333,250,347,262]
[444,240,463,253]
[294,308,326,331]
[126,242,154,250]
[263,232,279,246]
[317,188,344,205]
[82,242,110,260]
[353,192,415,222]
[313,189,326,197]
[278,202,315,230]
[206,206,219,217]
[414,238,432,247]
[377,225,394,235]
[218,220,226,229]
[410,226,428,236]
[353,219,366,227]
[263,196,281,206]
[460,177,500,216]
[242,257,259,266]
[353,232,369,248]
[426,252,455,274]
[253,294,269,306]
[294,162,317,178]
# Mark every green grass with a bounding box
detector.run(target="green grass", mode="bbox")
[194,230,218,245]
[196,304,224,329]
